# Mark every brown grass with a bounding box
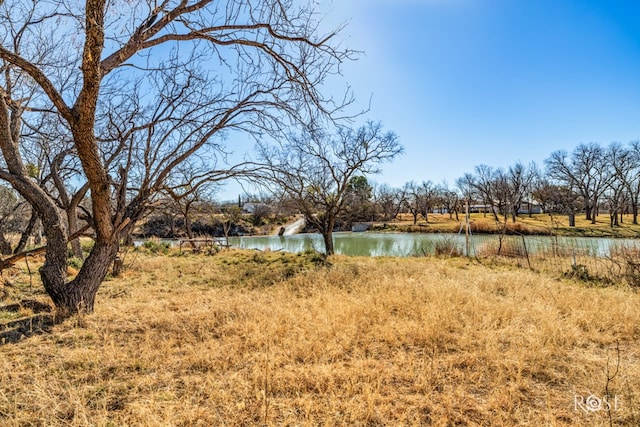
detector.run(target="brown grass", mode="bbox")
[475,238,529,258]
[377,212,640,238]
[1,249,640,425]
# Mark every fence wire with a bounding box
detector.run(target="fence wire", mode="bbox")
[438,232,640,285]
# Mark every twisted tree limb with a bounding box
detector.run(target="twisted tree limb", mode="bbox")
[0,224,92,271]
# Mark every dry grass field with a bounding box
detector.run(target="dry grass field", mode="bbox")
[375,212,640,238]
[1,248,639,426]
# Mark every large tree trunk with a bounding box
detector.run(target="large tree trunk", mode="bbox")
[38,213,72,314]
[67,205,84,259]
[321,230,334,255]
[184,202,193,240]
[44,239,119,317]
[320,215,336,255]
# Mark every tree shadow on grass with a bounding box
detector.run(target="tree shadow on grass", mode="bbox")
[0,300,54,345]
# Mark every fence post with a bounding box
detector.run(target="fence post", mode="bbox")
[465,199,470,258]
[521,235,531,270]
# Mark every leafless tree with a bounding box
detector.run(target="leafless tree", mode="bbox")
[374,184,405,222]
[0,184,26,254]
[607,141,640,225]
[0,0,355,316]
[531,175,584,227]
[546,143,614,224]
[257,121,402,255]
[605,142,632,227]
[162,160,255,240]
[22,115,89,259]
[456,173,477,209]
[402,181,422,225]
[471,165,503,221]
[505,162,536,222]
[418,181,439,223]
[219,205,242,248]
[436,183,460,220]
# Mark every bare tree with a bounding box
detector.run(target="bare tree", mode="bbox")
[162,160,254,240]
[418,181,439,223]
[26,117,89,259]
[220,205,242,248]
[505,162,536,222]
[0,185,26,254]
[402,181,422,225]
[374,184,405,222]
[531,177,583,227]
[471,165,503,221]
[0,0,354,316]
[436,182,460,220]
[531,177,554,216]
[456,173,477,211]
[546,143,614,224]
[608,141,640,225]
[257,121,402,255]
[605,142,632,227]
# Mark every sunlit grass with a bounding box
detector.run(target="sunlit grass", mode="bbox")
[0,249,639,425]
[376,212,640,238]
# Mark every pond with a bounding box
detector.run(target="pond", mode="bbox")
[229,232,640,258]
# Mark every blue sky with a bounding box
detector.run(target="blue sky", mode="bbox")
[223,0,640,199]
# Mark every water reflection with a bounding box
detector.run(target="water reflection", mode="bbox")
[232,232,463,257]
[230,232,640,258]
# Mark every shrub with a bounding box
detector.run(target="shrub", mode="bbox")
[67,257,83,270]
[434,237,463,257]
[609,244,640,288]
[301,248,330,267]
[564,264,591,281]
[142,240,171,254]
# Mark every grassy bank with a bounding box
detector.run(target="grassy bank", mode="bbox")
[1,249,639,425]
[374,212,640,238]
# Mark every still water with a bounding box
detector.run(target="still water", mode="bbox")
[229,232,640,257]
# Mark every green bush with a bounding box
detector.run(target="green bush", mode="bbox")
[68,257,84,270]
[142,240,170,254]
[564,264,590,281]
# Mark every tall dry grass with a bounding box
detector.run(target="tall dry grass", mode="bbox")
[380,212,640,238]
[1,249,639,425]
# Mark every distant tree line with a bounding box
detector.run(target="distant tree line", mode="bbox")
[250,139,640,232]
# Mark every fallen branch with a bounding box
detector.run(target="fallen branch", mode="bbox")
[0,224,92,271]
[0,246,47,270]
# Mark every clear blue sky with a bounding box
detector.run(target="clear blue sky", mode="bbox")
[222,0,640,199]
